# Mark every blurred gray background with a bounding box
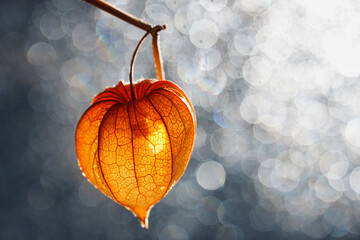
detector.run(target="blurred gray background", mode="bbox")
[2,0,360,239]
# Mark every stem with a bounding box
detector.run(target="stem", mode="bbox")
[83,0,166,82]
[129,25,165,100]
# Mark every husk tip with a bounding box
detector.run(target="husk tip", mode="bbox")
[132,206,151,229]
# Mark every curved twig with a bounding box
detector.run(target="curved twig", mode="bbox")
[129,25,166,100]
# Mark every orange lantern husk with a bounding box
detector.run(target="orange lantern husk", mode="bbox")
[75,79,196,228]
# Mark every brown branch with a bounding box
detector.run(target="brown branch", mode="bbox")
[83,0,166,81]
[83,0,152,31]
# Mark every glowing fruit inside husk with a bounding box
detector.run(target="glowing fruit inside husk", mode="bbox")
[75,79,196,228]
